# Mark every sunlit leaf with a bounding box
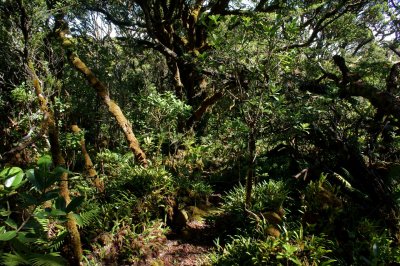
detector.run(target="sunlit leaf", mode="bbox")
[0,230,17,241]
[4,171,24,188]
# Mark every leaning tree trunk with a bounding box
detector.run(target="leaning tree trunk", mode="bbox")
[71,124,104,192]
[28,62,82,265]
[54,16,148,167]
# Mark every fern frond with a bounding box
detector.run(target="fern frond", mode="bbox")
[28,253,66,266]
[34,217,50,233]
[2,252,29,266]
[80,207,100,227]
[48,230,67,251]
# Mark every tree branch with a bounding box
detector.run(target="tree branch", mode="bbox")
[280,1,365,51]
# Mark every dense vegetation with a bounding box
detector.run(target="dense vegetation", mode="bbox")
[0,0,400,265]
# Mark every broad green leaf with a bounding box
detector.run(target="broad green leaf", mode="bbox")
[65,196,85,213]
[16,232,37,243]
[71,213,83,227]
[0,230,17,241]
[0,167,23,180]
[42,189,60,202]
[50,209,67,216]
[4,171,24,188]
[21,193,39,205]
[35,211,49,219]
[5,218,17,229]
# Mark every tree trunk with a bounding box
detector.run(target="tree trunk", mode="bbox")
[245,128,256,208]
[55,18,148,167]
[71,124,104,192]
[28,62,82,265]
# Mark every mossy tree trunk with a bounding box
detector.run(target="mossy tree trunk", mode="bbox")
[15,1,82,262]
[71,124,104,192]
[53,16,148,167]
[28,62,82,265]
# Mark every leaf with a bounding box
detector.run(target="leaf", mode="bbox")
[0,230,17,241]
[26,169,44,191]
[37,155,52,170]
[321,260,337,266]
[28,253,67,266]
[1,252,29,266]
[49,209,66,216]
[21,193,39,205]
[71,213,83,227]
[0,167,23,179]
[16,231,37,244]
[0,209,11,216]
[65,196,84,213]
[5,218,17,229]
[4,171,24,188]
[41,189,60,202]
[55,197,66,211]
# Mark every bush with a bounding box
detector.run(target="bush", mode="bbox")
[210,226,337,266]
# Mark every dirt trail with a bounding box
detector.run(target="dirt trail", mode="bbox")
[157,218,217,265]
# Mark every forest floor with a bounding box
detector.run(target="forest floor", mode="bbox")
[156,207,221,266]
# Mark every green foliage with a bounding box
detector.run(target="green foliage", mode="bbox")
[10,83,34,105]
[210,227,336,266]
[0,156,84,264]
[1,252,66,266]
[87,220,168,265]
[344,220,400,265]
[1,0,400,265]
[0,167,26,193]
[222,180,288,215]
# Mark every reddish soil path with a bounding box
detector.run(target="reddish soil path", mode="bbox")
[157,220,216,265]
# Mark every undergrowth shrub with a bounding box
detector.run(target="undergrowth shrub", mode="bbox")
[221,179,288,217]
[210,179,288,242]
[210,226,337,266]
[96,150,176,222]
[85,220,168,265]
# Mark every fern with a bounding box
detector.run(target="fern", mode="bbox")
[48,230,67,251]
[28,253,66,266]
[2,252,29,266]
[80,207,100,227]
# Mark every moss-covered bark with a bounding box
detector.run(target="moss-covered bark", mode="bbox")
[71,124,104,192]
[28,62,82,265]
[55,20,148,167]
